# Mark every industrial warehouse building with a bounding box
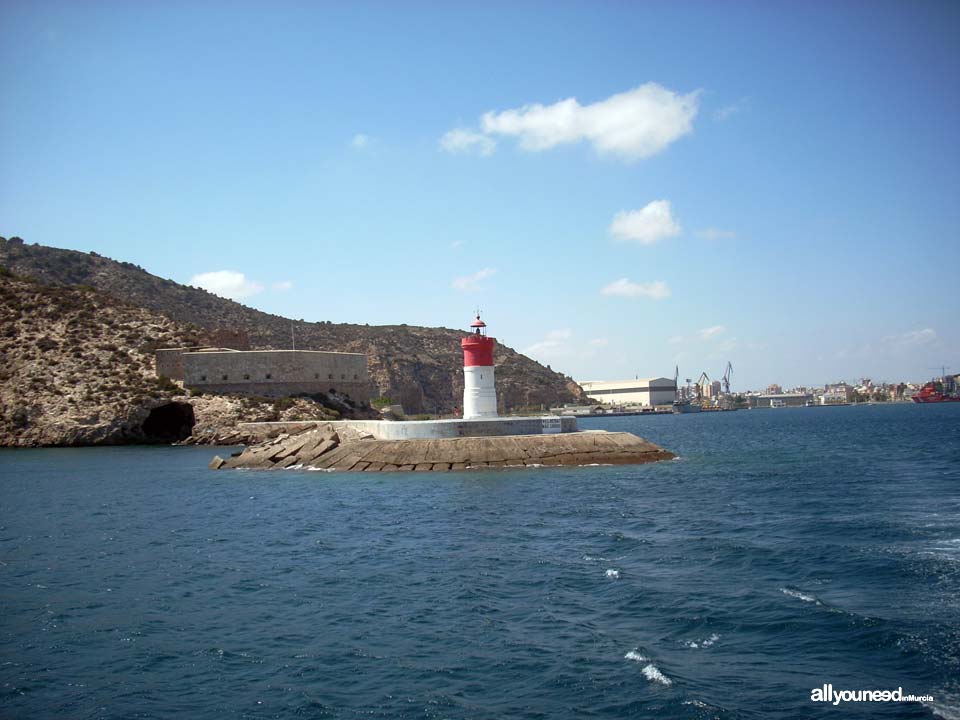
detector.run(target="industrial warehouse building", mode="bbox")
[156,348,370,401]
[580,378,677,407]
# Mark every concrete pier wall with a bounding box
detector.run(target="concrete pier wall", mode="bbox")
[238,415,577,443]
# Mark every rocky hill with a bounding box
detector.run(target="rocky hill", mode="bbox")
[0,271,356,447]
[0,237,585,414]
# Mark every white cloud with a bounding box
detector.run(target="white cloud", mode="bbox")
[716,338,737,353]
[351,133,369,149]
[699,325,727,340]
[523,329,611,365]
[439,128,496,156]
[477,83,700,160]
[524,328,574,359]
[190,270,264,300]
[883,328,937,347]
[450,240,464,249]
[696,227,736,240]
[714,98,749,121]
[272,280,294,292]
[670,326,736,346]
[452,267,496,292]
[601,278,671,300]
[609,200,681,245]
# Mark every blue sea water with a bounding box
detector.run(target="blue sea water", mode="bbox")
[1,403,959,719]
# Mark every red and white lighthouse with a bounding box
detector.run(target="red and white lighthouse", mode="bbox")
[461,313,498,419]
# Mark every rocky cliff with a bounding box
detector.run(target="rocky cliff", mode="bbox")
[0,237,585,414]
[0,272,355,446]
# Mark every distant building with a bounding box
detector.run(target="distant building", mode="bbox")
[822,382,853,405]
[766,383,783,395]
[706,380,722,398]
[579,378,677,407]
[551,404,605,416]
[749,392,812,408]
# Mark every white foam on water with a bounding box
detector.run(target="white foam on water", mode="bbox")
[684,633,720,649]
[926,698,960,720]
[780,587,819,604]
[642,663,672,685]
[605,569,620,579]
[583,555,609,562]
[624,650,646,662]
[924,538,960,562]
[304,466,335,472]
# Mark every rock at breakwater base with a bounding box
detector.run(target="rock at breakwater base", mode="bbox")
[212,423,674,472]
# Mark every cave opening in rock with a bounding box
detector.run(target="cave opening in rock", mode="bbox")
[141,402,195,443]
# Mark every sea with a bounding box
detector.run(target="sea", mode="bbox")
[1,403,958,719]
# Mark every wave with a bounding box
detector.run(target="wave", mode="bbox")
[605,569,620,579]
[780,587,820,604]
[684,633,720,649]
[922,538,960,562]
[624,650,673,685]
[642,664,672,685]
[926,698,960,720]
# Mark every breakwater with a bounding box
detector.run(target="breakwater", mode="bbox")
[210,422,673,471]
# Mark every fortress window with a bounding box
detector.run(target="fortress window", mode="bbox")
[222,374,228,381]
[353,374,358,380]
[265,373,272,379]
[315,373,320,379]
[341,374,345,380]
[328,373,334,380]
[200,374,207,381]
[243,374,250,380]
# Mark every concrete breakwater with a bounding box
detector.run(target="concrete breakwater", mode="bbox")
[209,422,674,472]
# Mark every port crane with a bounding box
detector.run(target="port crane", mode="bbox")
[696,371,710,403]
[722,362,733,395]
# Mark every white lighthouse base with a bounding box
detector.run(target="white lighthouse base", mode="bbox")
[463,365,498,419]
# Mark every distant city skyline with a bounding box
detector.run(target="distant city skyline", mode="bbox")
[2,1,958,389]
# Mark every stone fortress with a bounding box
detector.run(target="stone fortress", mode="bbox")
[156,329,370,402]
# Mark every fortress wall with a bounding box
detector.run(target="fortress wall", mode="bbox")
[155,348,187,380]
[184,350,370,401]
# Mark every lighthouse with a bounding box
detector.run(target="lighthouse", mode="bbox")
[461,313,498,419]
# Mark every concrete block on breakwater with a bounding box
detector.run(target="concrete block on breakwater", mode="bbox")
[209,422,674,472]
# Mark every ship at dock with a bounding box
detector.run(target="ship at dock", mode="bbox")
[912,375,960,404]
[672,399,702,414]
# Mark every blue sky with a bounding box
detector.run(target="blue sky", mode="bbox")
[2,1,958,390]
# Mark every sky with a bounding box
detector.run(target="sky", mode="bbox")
[2,0,958,390]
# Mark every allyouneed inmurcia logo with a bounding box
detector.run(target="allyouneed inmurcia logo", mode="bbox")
[811,684,933,706]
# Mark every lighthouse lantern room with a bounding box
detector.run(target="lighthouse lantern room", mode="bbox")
[461,313,498,419]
